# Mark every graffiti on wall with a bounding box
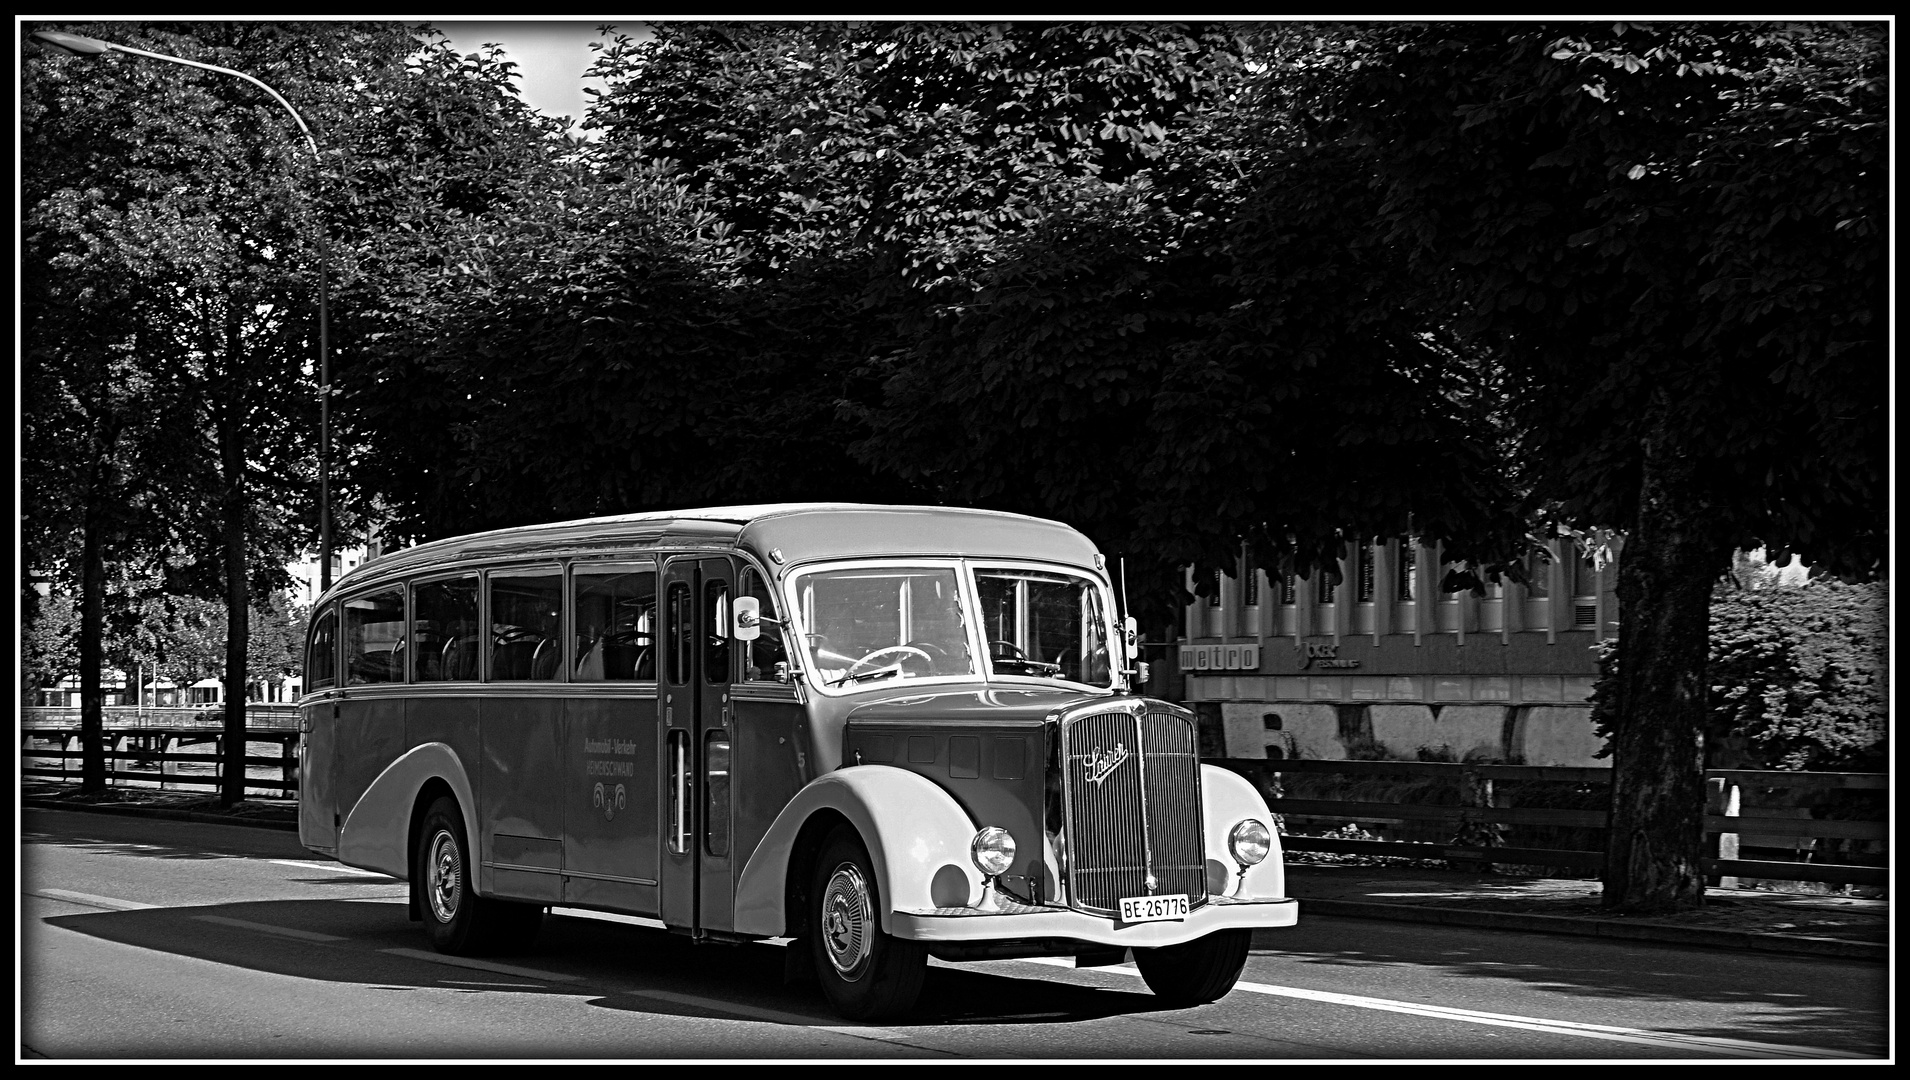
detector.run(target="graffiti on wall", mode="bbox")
[1220,701,1606,767]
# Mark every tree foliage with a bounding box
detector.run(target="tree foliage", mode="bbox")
[1707,572,1887,772]
[1263,22,1886,573]
[564,23,1531,626]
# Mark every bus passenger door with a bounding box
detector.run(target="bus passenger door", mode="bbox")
[659,557,736,937]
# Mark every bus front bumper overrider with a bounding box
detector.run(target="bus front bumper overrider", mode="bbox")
[890,895,1298,947]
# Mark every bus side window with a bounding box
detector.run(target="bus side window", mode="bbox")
[308,607,338,690]
[739,567,788,681]
[344,590,405,685]
[573,566,657,681]
[489,570,564,681]
[414,576,479,682]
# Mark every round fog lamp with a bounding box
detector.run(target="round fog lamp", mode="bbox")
[971,826,1016,877]
[1228,818,1271,868]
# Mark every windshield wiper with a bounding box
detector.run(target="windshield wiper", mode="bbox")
[993,658,1063,677]
[831,664,903,688]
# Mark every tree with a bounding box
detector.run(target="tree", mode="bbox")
[1256,22,1886,910]
[135,595,229,693]
[22,97,208,786]
[25,21,357,798]
[246,591,308,699]
[21,589,80,706]
[24,22,559,799]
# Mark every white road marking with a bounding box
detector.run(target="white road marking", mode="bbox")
[1009,959,1867,1059]
[33,889,157,911]
[380,947,580,983]
[192,914,347,942]
[270,859,394,879]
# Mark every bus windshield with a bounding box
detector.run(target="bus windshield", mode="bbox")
[793,562,1113,690]
[974,567,1112,685]
[797,566,976,687]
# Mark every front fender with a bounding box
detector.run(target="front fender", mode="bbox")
[733,765,981,938]
[1200,764,1287,900]
[337,742,476,880]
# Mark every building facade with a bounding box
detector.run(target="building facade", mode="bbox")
[1177,535,1619,767]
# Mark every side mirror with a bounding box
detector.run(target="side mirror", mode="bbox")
[733,596,762,641]
[1123,615,1139,652]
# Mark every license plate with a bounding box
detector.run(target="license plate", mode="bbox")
[1119,893,1189,923]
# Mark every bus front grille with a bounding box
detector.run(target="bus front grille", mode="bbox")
[1060,706,1206,916]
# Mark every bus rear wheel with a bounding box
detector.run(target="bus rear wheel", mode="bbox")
[1133,928,1252,1007]
[417,796,543,956]
[807,826,927,1021]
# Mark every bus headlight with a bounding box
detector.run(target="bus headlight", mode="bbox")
[971,826,1016,877]
[1228,818,1271,869]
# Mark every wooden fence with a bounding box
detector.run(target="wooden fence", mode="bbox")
[1212,758,1887,889]
[22,727,300,799]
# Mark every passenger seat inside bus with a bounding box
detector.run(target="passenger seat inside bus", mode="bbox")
[531,639,559,680]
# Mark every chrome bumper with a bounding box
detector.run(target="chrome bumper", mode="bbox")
[890,895,1298,947]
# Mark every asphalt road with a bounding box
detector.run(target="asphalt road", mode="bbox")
[20,808,1891,1061]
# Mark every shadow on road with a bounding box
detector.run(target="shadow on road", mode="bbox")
[34,897,1170,1030]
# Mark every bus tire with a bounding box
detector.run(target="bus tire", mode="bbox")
[416,796,542,956]
[1132,928,1252,1007]
[807,825,927,1021]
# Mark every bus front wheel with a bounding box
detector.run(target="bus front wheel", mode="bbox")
[417,796,543,956]
[1132,928,1252,1006]
[807,826,927,1021]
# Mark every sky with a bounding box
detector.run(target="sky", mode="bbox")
[433,19,645,132]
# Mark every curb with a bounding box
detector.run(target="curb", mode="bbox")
[1289,897,1887,962]
[24,798,299,832]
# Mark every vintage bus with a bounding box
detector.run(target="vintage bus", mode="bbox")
[298,504,1296,1019]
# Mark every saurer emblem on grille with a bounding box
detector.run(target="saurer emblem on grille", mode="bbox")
[1083,742,1131,787]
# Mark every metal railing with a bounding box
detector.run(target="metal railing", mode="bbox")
[21,705,301,730]
[1212,758,1887,890]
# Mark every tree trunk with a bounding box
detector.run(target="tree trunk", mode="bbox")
[78,505,108,793]
[1600,394,1727,913]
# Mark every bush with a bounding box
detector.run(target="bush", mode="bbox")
[1592,561,1886,772]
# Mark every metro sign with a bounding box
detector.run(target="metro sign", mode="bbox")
[1177,644,1260,671]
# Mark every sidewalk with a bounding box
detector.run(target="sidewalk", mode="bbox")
[1284,862,1887,961]
[24,787,1886,961]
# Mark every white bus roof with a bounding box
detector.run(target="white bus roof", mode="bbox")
[320,504,1103,602]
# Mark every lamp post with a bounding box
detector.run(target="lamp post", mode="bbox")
[31,29,334,595]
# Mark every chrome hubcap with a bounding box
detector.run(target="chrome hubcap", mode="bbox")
[820,863,872,979]
[428,829,461,923]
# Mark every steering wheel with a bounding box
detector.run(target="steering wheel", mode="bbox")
[989,640,1025,660]
[847,645,933,675]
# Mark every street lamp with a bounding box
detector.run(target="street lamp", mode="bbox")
[30,29,336,595]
